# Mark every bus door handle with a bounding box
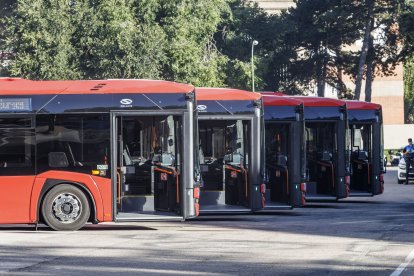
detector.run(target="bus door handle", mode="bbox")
[154,167,180,203]
[116,169,121,204]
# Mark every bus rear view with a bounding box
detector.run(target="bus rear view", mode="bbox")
[291,97,350,201]
[195,88,264,213]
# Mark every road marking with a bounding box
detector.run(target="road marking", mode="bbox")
[390,249,414,276]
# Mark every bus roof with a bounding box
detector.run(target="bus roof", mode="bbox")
[261,92,345,107]
[262,94,302,107]
[196,87,261,101]
[0,78,194,95]
[345,100,381,111]
[289,96,345,107]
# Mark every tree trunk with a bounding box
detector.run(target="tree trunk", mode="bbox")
[316,47,326,97]
[316,69,325,97]
[354,0,374,100]
[364,19,375,103]
[365,60,373,102]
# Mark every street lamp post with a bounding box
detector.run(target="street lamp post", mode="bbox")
[251,40,259,92]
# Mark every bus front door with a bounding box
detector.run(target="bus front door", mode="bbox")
[199,120,251,212]
[113,114,184,220]
[264,123,290,207]
[305,122,337,200]
[350,123,382,195]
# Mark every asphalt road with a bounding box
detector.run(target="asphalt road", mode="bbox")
[0,167,413,275]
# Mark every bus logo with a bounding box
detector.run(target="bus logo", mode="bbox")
[120,99,133,105]
[197,105,207,111]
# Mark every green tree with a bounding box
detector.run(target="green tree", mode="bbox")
[352,0,404,101]
[4,0,81,79]
[71,0,166,79]
[4,0,231,86]
[157,0,230,87]
[400,1,414,122]
[214,0,277,91]
[280,0,364,97]
[0,0,15,76]
[404,55,414,123]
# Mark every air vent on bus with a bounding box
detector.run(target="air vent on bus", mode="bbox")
[90,83,107,91]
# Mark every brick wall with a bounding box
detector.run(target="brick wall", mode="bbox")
[372,96,404,125]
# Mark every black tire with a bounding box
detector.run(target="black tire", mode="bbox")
[41,184,90,231]
[398,179,404,184]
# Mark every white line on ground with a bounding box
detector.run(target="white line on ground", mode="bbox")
[390,249,414,276]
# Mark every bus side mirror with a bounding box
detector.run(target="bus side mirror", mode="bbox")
[48,152,69,168]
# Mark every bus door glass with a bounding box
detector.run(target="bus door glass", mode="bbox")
[350,124,372,192]
[305,122,337,197]
[264,123,290,204]
[114,115,182,218]
[198,119,251,211]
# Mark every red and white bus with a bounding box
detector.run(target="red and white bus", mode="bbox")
[346,100,385,196]
[262,94,306,208]
[0,78,201,230]
[195,88,264,213]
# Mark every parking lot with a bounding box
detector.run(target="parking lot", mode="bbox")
[0,167,413,275]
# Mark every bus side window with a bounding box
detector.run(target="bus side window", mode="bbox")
[0,117,35,176]
[36,114,110,176]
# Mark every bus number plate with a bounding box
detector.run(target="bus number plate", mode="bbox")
[97,164,108,170]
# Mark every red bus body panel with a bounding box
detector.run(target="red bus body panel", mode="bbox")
[345,100,381,111]
[28,171,112,223]
[262,94,303,107]
[290,96,345,107]
[0,78,194,95]
[0,176,35,223]
[0,172,112,224]
[196,87,261,101]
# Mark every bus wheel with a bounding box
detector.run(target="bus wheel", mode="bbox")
[41,184,90,231]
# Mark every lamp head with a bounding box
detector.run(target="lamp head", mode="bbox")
[252,40,259,46]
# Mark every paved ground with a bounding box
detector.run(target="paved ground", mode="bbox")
[0,167,413,275]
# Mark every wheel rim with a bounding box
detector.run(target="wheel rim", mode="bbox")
[51,193,82,224]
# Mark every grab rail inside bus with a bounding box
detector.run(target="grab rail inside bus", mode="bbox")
[154,167,180,203]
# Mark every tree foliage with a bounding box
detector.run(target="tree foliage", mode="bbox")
[1,0,413,96]
[404,55,414,123]
[2,0,229,86]
[71,0,166,79]
[3,0,80,79]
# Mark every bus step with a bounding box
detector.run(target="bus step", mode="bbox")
[349,191,373,197]
[115,212,183,221]
[305,195,337,201]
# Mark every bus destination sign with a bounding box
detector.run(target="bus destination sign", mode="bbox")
[0,98,32,111]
